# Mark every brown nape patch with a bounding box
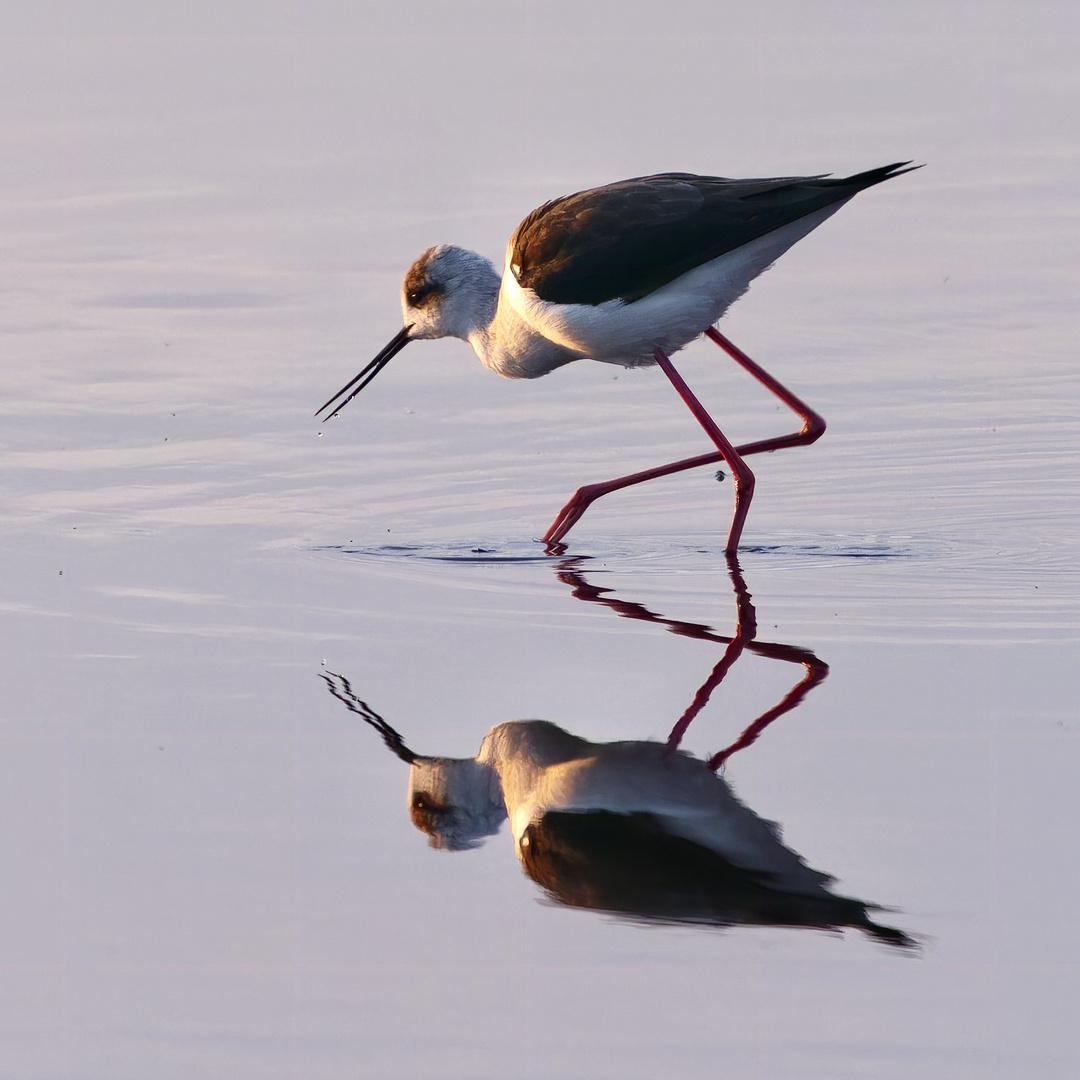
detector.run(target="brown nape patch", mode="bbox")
[403,257,444,310]
[409,790,450,836]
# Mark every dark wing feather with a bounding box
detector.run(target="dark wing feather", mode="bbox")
[510,163,919,305]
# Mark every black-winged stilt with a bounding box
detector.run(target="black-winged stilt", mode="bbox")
[317,163,919,552]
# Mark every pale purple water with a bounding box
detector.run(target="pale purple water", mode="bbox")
[1,5,1078,1077]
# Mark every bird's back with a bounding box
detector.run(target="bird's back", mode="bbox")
[510,163,918,306]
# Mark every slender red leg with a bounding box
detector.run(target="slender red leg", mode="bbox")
[542,450,728,549]
[651,349,754,555]
[541,332,826,548]
[705,327,826,453]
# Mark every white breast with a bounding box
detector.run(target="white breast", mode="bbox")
[488,723,829,894]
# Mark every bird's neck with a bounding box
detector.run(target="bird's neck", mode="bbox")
[443,255,500,340]
[469,287,582,379]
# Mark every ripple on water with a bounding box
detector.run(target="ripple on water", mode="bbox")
[310,532,947,572]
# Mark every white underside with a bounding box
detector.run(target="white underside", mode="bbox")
[476,200,849,379]
[480,721,830,894]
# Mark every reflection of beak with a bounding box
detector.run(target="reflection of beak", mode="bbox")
[318,671,420,764]
[314,324,414,418]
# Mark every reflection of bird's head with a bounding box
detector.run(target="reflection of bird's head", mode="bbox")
[407,756,506,852]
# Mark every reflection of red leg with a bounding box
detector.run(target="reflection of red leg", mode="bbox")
[706,648,829,771]
[558,553,829,764]
[541,333,825,548]
[664,558,757,752]
[659,557,828,765]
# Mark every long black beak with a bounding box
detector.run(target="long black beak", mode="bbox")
[315,323,414,419]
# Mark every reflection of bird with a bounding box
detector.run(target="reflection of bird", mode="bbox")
[322,674,914,949]
[317,164,918,552]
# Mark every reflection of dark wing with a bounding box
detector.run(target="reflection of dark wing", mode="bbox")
[519,811,915,949]
[510,164,918,305]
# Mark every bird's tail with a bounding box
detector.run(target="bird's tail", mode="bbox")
[836,161,924,189]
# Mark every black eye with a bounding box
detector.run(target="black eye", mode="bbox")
[405,281,443,309]
[412,791,445,813]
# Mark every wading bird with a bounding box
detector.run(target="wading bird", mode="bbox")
[317,164,918,552]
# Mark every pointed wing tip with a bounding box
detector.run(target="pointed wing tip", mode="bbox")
[837,160,925,191]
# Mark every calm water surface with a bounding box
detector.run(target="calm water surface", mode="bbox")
[1,5,1078,1078]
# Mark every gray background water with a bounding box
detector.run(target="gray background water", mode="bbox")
[2,3,1078,1077]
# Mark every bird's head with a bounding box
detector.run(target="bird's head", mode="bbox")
[401,245,500,341]
[314,245,499,420]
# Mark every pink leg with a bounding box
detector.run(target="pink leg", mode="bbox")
[545,347,755,554]
[542,450,728,550]
[705,327,826,453]
[651,349,754,555]
[542,333,826,549]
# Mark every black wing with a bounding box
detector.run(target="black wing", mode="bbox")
[510,162,919,305]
